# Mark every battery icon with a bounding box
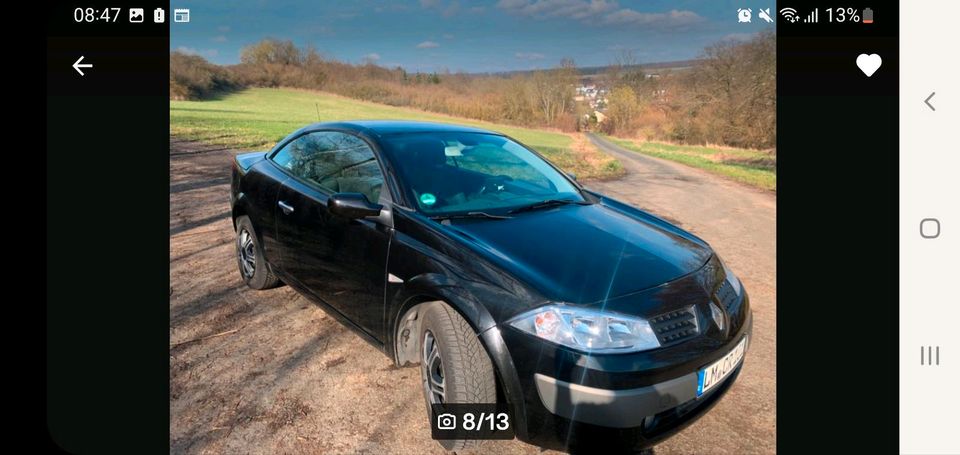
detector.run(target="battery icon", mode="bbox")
[863,8,874,24]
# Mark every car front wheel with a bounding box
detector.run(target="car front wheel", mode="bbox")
[419,302,497,451]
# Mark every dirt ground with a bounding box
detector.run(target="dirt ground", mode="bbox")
[170,133,775,454]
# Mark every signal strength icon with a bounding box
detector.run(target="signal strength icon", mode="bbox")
[779,7,799,23]
[803,8,819,23]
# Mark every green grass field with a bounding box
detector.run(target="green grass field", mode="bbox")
[170,88,622,180]
[604,136,776,191]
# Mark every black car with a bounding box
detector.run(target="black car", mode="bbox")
[229,120,752,452]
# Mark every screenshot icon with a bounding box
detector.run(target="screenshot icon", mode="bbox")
[129,8,144,23]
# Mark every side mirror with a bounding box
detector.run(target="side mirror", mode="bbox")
[327,193,382,219]
[567,172,578,182]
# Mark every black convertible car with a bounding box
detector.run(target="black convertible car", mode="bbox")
[230,121,751,452]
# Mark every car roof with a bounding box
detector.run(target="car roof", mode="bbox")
[297,120,500,137]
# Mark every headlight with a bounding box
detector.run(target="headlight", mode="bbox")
[720,258,742,296]
[507,305,660,353]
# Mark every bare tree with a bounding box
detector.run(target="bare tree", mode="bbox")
[530,59,577,124]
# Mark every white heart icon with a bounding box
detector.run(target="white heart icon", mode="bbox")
[856,54,882,77]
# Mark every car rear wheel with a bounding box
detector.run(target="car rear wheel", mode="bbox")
[235,215,280,290]
[419,302,497,451]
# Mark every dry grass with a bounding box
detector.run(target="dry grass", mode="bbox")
[568,133,626,181]
[604,136,776,191]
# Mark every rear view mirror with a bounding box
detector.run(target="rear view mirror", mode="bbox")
[327,193,382,219]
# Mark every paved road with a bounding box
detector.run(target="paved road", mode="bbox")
[170,134,775,454]
[584,133,776,454]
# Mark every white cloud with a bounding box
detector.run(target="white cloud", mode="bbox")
[212,35,228,43]
[362,53,381,61]
[420,0,467,17]
[442,33,455,40]
[720,32,758,42]
[602,9,703,26]
[176,47,219,58]
[515,52,546,60]
[375,4,412,13]
[416,41,440,49]
[443,0,461,17]
[496,0,703,28]
[497,0,532,9]
[217,25,230,33]
[497,0,616,19]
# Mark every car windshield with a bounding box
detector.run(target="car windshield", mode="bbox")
[379,132,584,216]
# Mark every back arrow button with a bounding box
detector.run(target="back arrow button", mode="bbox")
[924,92,936,111]
[73,56,93,76]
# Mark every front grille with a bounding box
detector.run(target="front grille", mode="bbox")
[716,279,738,310]
[649,306,699,345]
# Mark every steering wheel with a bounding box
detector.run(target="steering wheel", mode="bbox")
[477,175,512,195]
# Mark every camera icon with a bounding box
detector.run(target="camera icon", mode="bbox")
[437,413,457,430]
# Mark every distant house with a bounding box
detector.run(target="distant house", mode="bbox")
[594,111,607,124]
[576,83,612,110]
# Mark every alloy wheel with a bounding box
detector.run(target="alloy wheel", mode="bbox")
[237,228,256,278]
[422,330,446,404]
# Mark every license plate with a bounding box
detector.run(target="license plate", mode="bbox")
[696,336,747,397]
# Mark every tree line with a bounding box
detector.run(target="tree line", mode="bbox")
[170,31,774,150]
[600,30,776,150]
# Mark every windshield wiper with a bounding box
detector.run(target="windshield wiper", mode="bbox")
[430,211,513,221]
[507,198,591,214]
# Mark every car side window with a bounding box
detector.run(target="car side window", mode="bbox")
[271,131,385,202]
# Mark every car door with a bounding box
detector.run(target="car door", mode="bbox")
[238,160,290,269]
[271,130,391,340]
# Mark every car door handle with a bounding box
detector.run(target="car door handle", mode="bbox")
[278,200,295,215]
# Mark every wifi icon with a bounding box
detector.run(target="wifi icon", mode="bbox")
[780,7,800,23]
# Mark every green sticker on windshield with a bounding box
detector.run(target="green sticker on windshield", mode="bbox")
[420,193,437,206]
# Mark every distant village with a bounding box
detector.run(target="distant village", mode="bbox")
[574,83,609,110]
[574,72,664,125]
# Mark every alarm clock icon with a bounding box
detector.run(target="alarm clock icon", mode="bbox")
[737,8,752,23]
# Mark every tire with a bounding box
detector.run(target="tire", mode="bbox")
[235,215,280,290]
[419,302,497,451]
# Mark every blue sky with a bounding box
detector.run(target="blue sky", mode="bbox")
[170,0,774,73]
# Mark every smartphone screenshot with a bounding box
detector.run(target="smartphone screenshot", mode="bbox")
[46,1,933,453]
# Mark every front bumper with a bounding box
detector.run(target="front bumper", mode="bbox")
[533,367,701,429]
[498,294,752,451]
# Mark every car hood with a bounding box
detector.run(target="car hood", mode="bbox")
[444,203,712,304]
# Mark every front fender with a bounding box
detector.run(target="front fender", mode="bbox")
[230,191,247,231]
[385,273,497,350]
[479,325,529,440]
[401,273,498,330]
[384,275,529,439]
